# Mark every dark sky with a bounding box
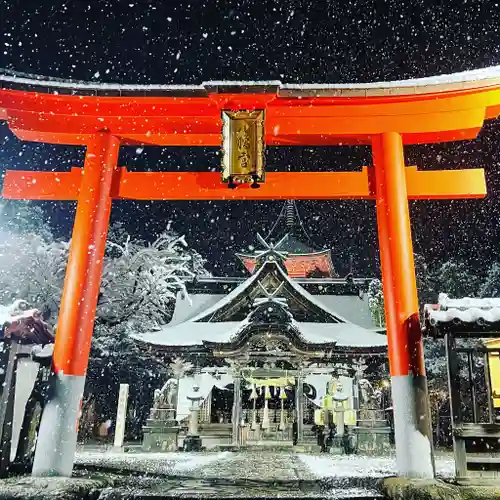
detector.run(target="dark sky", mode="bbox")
[1,0,500,277]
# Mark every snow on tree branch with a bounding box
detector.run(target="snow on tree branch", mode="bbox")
[367,278,385,328]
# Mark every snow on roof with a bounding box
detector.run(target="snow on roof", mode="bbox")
[186,258,349,324]
[135,322,241,347]
[186,263,265,322]
[437,293,500,310]
[272,263,349,323]
[297,323,387,347]
[135,259,386,348]
[169,292,222,326]
[0,301,38,325]
[135,320,387,348]
[315,294,376,330]
[426,307,500,325]
[3,65,500,95]
[0,72,205,91]
[425,293,500,325]
[281,65,500,89]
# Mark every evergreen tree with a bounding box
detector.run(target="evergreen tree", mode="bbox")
[367,278,385,328]
[0,200,52,241]
[431,260,480,299]
[479,262,500,297]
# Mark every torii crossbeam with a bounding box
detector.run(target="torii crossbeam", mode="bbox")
[1,69,499,479]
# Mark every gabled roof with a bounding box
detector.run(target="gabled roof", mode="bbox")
[134,256,387,351]
[188,257,345,323]
[136,320,387,351]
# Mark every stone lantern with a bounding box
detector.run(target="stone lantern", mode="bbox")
[332,383,350,437]
[183,384,203,452]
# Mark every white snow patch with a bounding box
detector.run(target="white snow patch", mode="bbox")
[396,426,434,478]
[5,65,500,93]
[281,65,500,89]
[146,260,386,347]
[297,453,455,479]
[75,449,231,474]
[425,293,500,324]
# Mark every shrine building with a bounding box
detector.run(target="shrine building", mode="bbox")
[136,202,390,450]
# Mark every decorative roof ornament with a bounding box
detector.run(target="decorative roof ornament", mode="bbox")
[253,233,289,270]
[254,281,286,305]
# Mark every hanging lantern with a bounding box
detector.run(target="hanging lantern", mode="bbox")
[221,109,265,188]
[264,385,272,400]
[279,387,288,400]
[249,384,258,400]
[251,396,258,430]
[279,397,286,431]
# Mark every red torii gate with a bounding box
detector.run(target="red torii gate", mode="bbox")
[0,72,497,478]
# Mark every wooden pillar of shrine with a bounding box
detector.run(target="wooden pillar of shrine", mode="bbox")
[231,373,242,446]
[372,132,435,478]
[295,372,304,442]
[32,132,120,477]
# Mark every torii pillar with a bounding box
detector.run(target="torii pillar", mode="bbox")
[32,132,120,477]
[373,132,434,477]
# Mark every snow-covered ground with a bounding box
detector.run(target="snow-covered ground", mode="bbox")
[75,449,232,476]
[297,453,455,480]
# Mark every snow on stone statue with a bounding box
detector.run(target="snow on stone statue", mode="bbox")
[0,299,54,345]
[358,378,382,409]
[153,378,178,409]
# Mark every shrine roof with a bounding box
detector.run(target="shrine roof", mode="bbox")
[184,258,347,323]
[3,66,500,97]
[133,257,386,352]
[237,236,326,259]
[134,320,387,350]
[424,293,500,337]
[169,289,376,329]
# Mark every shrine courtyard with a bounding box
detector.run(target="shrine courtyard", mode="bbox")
[1,448,496,500]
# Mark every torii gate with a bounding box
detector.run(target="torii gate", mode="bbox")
[0,69,498,478]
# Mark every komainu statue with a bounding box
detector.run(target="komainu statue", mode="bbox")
[358,378,382,409]
[153,378,178,410]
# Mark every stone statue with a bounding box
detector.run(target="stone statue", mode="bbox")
[152,379,178,416]
[164,378,179,406]
[332,382,349,403]
[358,378,382,409]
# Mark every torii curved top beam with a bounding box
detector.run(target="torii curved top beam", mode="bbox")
[2,66,500,146]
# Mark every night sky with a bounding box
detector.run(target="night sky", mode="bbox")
[2,0,500,277]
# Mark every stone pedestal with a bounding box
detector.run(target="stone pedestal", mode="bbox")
[142,407,179,452]
[183,434,202,452]
[354,408,393,456]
